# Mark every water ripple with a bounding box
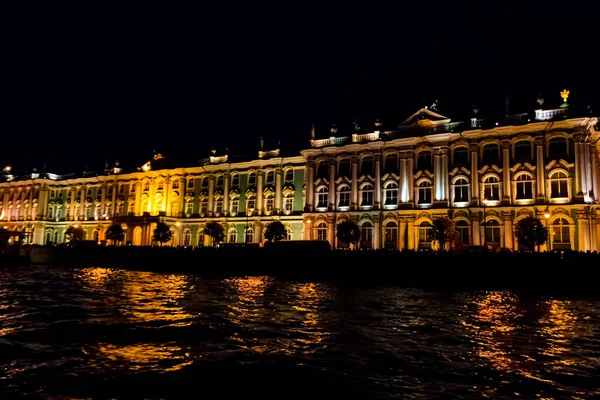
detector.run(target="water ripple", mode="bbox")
[1,266,600,398]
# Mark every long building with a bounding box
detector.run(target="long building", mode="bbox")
[2,92,599,251]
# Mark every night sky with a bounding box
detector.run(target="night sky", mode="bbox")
[1,3,597,173]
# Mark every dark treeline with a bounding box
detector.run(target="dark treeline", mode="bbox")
[49,246,599,293]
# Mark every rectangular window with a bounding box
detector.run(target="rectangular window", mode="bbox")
[247,199,255,211]
[284,197,293,212]
[200,201,207,215]
[185,202,193,216]
[339,191,350,207]
[187,179,195,189]
[516,181,533,199]
[215,199,223,215]
[266,198,274,212]
[317,193,328,208]
[172,180,179,190]
[230,199,239,215]
[361,190,373,206]
[232,175,240,186]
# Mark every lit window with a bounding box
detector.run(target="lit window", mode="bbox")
[418,181,432,204]
[360,184,374,207]
[384,182,398,206]
[338,185,351,208]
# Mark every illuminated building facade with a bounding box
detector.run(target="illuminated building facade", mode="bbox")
[1,91,600,251]
[0,147,307,246]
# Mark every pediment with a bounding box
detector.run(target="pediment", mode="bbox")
[400,107,451,126]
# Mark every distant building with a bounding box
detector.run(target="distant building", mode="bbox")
[1,92,599,251]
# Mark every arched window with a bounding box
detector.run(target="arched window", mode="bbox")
[552,218,571,249]
[483,176,500,201]
[285,227,292,240]
[417,181,432,204]
[384,182,398,206]
[416,151,432,171]
[216,175,224,188]
[248,172,256,185]
[456,220,470,245]
[316,221,327,241]
[385,154,398,173]
[550,170,569,198]
[360,183,374,207]
[481,143,500,165]
[284,169,294,182]
[231,174,240,186]
[266,171,275,184]
[453,147,469,168]
[384,221,397,249]
[452,177,469,204]
[183,229,191,246]
[144,181,150,192]
[514,140,532,162]
[338,158,351,177]
[360,221,373,249]
[228,228,237,243]
[484,220,501,245]
[515,174,534,200]
[418,222,432,248]
[361,156,374,176]
[316,187,328,209]
[156,180,164,191]
[337,185,351,209]
[245,227,254,243]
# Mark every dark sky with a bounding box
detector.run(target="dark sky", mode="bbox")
[1,3,598,172]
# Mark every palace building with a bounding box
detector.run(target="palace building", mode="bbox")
[1,91,600,251]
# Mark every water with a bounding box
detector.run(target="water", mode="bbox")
[1,266,600,399]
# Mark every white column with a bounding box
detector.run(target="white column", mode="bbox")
[472,219,481,246]
[592,145,600,202]
[374,217,381,249]
[208,176,215,217]
[470,144,479,205]
[407,219,415,250]
[502,141,511,204]
[577,213,589,251]
[398,220,406,250]
[504,218,513,250]
[574,134,584,201]
[257,172,263,215]
[327,216,335,248]
[224,173,230,216]
[434,149,443,201]
[306,162,314,212]
[329,159,336,211]
[351,156,358,210]
[375,154,381,209]
[442,148,449,201]
[399,157,408,203]
[407,155,414,204]
[274,168,281,214]
[535,137,545,202]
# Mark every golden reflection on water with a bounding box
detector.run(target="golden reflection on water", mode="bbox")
[225,277,331,354]
[461,291,521,373]
[94,343,192,372]
[538,300,579,367]
[120,272,194,326]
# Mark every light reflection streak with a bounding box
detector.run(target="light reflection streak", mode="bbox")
[224,277,331,354]
[94,343,192,372]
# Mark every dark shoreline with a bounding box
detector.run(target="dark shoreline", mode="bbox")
[40,246,600,294]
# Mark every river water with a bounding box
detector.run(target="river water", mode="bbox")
[1,266,599,399]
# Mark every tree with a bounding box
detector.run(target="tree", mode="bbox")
[428,217,459,251]
[514,216,548,252]
[153,222,173,246]
[336,220,361,249]
[105,222,125,245]
[64,226,85,244]
[264,221,287,241]
[204,221,225,246]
